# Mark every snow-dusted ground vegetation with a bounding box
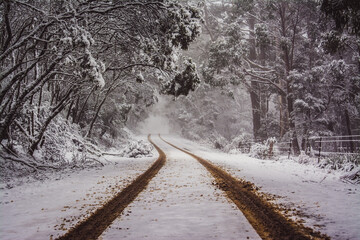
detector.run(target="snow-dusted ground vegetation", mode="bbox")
[1,0,360,239]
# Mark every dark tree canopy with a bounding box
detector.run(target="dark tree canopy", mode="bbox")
[321,0,360,36]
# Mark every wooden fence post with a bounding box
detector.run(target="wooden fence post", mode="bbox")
[288,139,292,159]
[318,137,322,163]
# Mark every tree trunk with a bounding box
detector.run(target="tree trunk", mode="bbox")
[75,87,95,124]
[279,94,289,137]
[287,94,300,155]
[248,13,262,140]
[204,4,215,41]
[250,86,261,140]
[29,89,72,155]
[29,95,35,136]
[66,100,75,120]
[86,86,114,138]
[259,42,269,139]
[344,108,354,152]
[1,0,12,52]
[0,70,57,141]
[278,2,300,154]
[86,95,106,138]
[29,104,66,155]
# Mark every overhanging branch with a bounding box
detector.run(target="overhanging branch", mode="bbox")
[244,69,287,96]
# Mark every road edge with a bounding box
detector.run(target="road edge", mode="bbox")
[56,134,166,240]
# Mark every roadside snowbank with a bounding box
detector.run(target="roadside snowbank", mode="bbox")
[1,134,153,188]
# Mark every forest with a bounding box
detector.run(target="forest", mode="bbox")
[1,0,359,175]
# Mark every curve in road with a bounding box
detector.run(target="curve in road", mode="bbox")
[56,135,166,240]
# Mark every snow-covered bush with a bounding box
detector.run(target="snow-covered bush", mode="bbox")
[250,137,277,159]
[318,154,360,172]
[181,129,201,142]
[32,116,110,168]
[224,133,253,153]
[340,168,360,184]
[0,115,109,184]
[184,130,228,150]
[298,151,311,164]
[208,133,228,150]
[41,118,80,165]
[120,140,153,158]
[318,154,360,184]
[250,143,269,159]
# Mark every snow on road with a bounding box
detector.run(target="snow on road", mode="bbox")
[0,155,156,240]
[165,135,360,240]
[1,134,359,240]
[100,135,260,240]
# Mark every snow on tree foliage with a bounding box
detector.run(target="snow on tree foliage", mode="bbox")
[0,0,202,173]
[165,3,202,50]
[320,0,360,36]
[1,0,359,179]
[161,58,200,97]
[166,0,360,158]
[80,50,106,88]
[321,30,348,54]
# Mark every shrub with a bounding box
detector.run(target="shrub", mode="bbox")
[120,140,154,158]
[225,133,253,153]
[318,154,360,172]
[249,137,277,159]
[318,154,360,184]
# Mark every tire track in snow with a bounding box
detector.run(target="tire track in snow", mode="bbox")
[56,134,166,240]
[161,136,329,240]
[100,135,260,239]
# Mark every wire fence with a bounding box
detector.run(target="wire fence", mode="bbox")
[237,141,256,153]
[235,135,360,161]
[274,135,360,160]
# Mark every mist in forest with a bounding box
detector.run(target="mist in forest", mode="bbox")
[139,95,171,135]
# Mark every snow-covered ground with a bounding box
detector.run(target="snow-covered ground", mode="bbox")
[164,135,360,240]
[0,154,156,240]
[1,134,359,240]
[100,135,260,240]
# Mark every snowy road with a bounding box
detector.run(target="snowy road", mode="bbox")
[0,154,157,240]
[58,135,166,239]
[100,135,260,240]
[1,135,359,240]
[165,135,360,240]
